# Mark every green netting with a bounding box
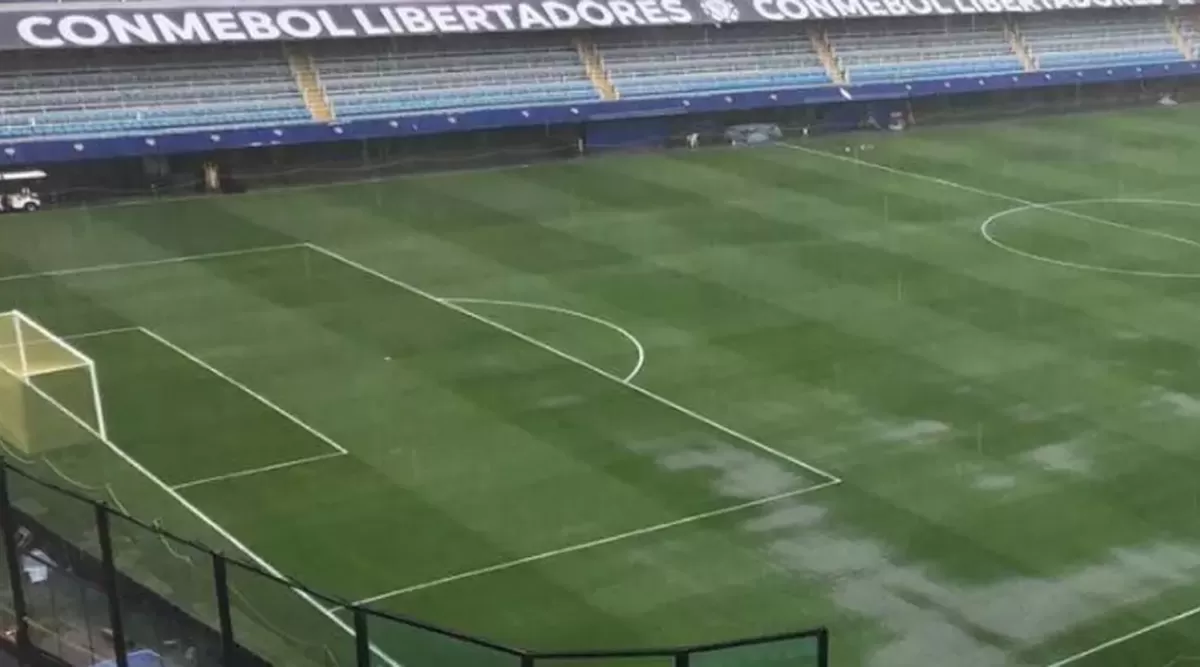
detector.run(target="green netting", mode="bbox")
[22,363,99,454]
[0,360,30,453]
[0,312,100,455]
[0,313,22,376]
[16,317,88,379]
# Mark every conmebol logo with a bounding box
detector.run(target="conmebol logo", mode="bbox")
[699,0,741,22]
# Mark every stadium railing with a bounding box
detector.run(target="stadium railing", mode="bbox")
[0,459,831,667]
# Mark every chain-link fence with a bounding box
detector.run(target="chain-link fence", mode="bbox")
[0,459,829,667]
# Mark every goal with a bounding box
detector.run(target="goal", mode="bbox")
[0,310,106,454]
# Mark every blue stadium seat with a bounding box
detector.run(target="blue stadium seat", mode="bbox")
[1018,13,1183,72]
[0,17,1191,141]
[829,18,1024,84]
[1038,50,1183,70]
[848,57,1023,83]
[597,26,832,98]
[0,48,310,139]
[312,35,599,119]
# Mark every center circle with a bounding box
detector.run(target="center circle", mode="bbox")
[979,198,1200,279]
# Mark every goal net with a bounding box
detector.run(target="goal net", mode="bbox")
[0,311,106,454]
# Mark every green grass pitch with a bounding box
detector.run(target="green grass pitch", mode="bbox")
[4,104,1200,667]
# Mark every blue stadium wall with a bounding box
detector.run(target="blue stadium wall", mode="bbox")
[2,59,1197,167]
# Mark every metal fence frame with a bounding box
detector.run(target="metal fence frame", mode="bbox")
[0,459,830,667]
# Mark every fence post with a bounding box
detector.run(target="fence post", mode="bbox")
[817,628,830,667]
[674,651,689,667]
[94,505,129,667]
[0,463,32,658]
[353,607,370,667]
[212,554,236,664]
[520,654,535,667]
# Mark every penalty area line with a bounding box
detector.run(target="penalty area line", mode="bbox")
[136,327,347,455]
[171,451,347,490]
[0,243,306,285]
[778,142,1183,244]
[351,477,841,607]
[60,326,145,341]
[0,337,401,666]
[304,242,840,486]
[1045,605,1200,667]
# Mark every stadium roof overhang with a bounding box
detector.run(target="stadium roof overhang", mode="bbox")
[0,0,1186,50]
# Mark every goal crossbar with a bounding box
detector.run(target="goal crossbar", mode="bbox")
[24,362,93,377]
[5,309,93,368]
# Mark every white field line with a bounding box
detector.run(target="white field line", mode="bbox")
[61,326,144,341]
[24,362,91,376]
[0,330,401,667]
[2,245,841,615]
[305,242,841,485]
[0,327,160,377]
[137,327,347,455]
[1043,606,1200,667]
[353,477,841,606]
[6,117,1155,217]
[442,297,646,382]
[0,243,305,285]
[784,141,1200,667]
[171,451,346,490]
[22,140,743,217]
[779,142,1186,244]
[979,198,1200,279]
[0,327,144,368]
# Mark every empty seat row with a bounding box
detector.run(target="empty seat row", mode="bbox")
[595,27,830,98]
[0,47,308,139]
[0,109,312,139]
[1,83,299,114]
[0,65,292,92]
[615,72,829,98]
[332,85,598,116]
[1018,10,1181,70]
[1038,50,1182,70]
[828,18,1019,83]
[855,58,1022,82]
[313,38,596,118]
[321,51,577,74]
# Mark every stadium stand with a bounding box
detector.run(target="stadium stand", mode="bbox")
[1017,9,1183,71]
[592,27,831,98]
[0,47,310,139]
[0,10,1197,141]
[310,35,598,118]
[826,17,1022,84]
[1179,12,1200,59]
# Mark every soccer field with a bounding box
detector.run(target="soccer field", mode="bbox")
[5,104,1200,667]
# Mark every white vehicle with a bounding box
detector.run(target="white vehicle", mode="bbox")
[0,170,45,213]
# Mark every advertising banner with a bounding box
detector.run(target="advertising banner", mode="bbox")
[0,0,1186,50]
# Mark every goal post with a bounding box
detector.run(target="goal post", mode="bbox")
[0,310,106,454]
